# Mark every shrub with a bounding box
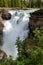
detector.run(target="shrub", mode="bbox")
[0,28,43,65]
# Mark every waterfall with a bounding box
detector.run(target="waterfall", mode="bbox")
[1,10,37,60]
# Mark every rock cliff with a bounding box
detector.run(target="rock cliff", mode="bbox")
[0,18,4,45]
[29,9,43,37]
[0,49,7,60]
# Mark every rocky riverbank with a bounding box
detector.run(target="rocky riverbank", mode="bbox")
[0,8,39,10]
[0,49,7,60]
[29,9,43,37]
[0,9,43,60]
[24,9,43,55]
[0,9,11,60]
[0,9,11,46]
[0,18,4,46]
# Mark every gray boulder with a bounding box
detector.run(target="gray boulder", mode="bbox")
[1,9,11,20]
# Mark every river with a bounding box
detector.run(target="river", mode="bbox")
[1,9,38,60]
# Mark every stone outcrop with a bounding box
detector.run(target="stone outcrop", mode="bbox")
[24,9,43,56]
[1,9,11,20]
[0,49,7,60]
[0,17,4,33]
[0,21,4,34]
[29,9,43,37]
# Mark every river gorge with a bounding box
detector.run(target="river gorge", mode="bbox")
[0,9,42,60]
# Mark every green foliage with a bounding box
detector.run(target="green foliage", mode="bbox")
[15,35,43,65]
[0,0,43,8]
[0,28,43,65]
[16,37,23,52]
[34,27,43,48]
[16,37,24,59]
[0,56,17,65]
[29,48,43,65]
[37,0,41,8]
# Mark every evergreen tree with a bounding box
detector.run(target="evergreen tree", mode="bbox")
[15,0,21,7]
[1,0,3,7]
[11,0,13,7]
[29,0,32,7]
[37,0,41,8]
[8,0,11,7]
[4,0,8,7]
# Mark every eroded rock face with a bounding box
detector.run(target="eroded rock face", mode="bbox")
[1,9,11,20]
[29,9,43,36]
[0,49,7,60]
[0,17,4,45]
[0,21,4,34]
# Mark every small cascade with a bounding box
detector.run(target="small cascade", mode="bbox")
[1,10,36,60]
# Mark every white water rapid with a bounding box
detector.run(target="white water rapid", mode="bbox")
[1,10,37,60]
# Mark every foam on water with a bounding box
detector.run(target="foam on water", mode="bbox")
[1,10,37,60]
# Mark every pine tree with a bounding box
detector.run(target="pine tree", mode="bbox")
[37,0,41,8]
[16,0,21,7]
[29,0,32,7]
[8,0,11,7]
[1,0,3,7]
[4,0,8,7]
[11,0,13,7]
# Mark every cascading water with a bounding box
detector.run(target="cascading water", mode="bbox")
[1,10,37,60]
